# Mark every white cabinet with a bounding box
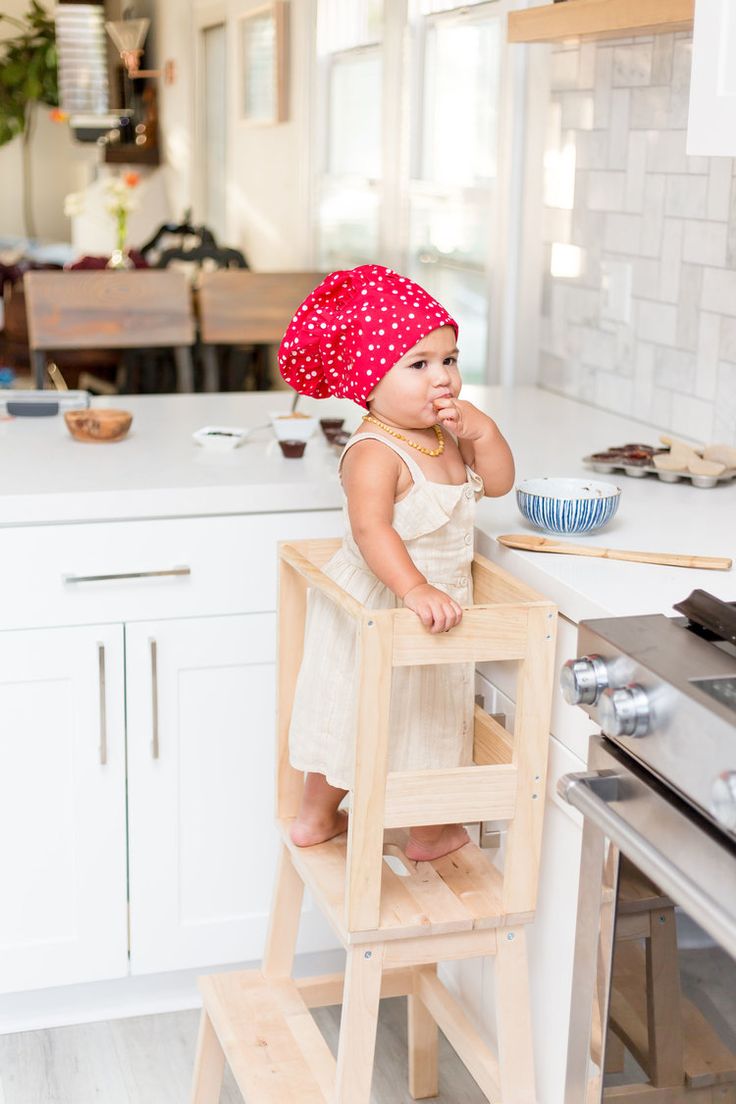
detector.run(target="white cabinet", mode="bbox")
[0,508,342,1006]
[0,625,128,994]
[1,512,342,631]
[450,668,587,1104]
[126,614,281,974]
[687,0,736,156]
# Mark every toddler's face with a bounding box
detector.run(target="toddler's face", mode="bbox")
[366,325,461,428]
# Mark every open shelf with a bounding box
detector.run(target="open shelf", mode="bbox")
[508,0,694,45]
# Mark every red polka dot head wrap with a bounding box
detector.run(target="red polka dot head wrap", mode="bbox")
[278,264,458,408]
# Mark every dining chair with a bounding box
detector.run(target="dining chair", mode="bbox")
[23,270,196,391]
[197,270,325,391]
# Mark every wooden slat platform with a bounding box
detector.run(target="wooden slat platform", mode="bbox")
[279,820,534,945]
[198,970,335,1103]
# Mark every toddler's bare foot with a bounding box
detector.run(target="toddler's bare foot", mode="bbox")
[290,809,348,847]
[404,824,470,862]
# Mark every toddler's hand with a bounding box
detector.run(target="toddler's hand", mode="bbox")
[433,397,490,442]
[402,583,464,633]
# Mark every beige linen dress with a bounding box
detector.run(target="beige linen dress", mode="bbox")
[288,432,485,791]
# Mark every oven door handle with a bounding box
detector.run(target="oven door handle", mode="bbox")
[559,770,736,960]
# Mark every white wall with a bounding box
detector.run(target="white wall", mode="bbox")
[152,0,195,223]
[0,0,95,243]
[538,34,736,445]
[223,0,316,268]
[154,0,316,268]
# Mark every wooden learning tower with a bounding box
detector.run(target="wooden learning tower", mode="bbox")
[190,539,557,1104]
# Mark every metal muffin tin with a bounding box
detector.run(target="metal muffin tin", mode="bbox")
[583,454,736,489]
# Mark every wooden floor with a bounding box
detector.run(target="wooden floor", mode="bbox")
[0,996,486,1104]
[2,946,732,1103]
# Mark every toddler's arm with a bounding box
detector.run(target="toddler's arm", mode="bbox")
[433,398,515,497]
[341,440,463,633]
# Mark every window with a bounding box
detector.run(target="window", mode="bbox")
[313,0,522,384]
[316,0,383,269]
[407,4,504,383]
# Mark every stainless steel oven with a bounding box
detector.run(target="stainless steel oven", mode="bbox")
[558,591,736,1102]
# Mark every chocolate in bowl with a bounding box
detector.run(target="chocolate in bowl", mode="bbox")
[320,417,345,439]
[278,438,306,458]
[591,451,622,462]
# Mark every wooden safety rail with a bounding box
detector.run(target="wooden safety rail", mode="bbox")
[191,539,558,1103]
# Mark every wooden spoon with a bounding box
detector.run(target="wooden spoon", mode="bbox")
[497,534,732,571]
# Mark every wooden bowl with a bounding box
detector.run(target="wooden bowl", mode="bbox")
[64,408,133,443]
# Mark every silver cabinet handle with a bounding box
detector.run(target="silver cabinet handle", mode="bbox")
[63,566,191,585]
[98,642,107,765]
[150,638,159,759]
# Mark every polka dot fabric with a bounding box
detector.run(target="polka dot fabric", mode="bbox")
[277,264,458,408]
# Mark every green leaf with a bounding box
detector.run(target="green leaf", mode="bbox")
[1,62,27,86]
[0,1,58,139]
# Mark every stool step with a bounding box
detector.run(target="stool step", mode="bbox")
[280,820,534,944]
[199,969,335,1103]
[610,941,736,1088]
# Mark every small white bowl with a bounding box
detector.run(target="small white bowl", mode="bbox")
[269,411,318,442]
[192,425,249,451]
[516,477,621,534]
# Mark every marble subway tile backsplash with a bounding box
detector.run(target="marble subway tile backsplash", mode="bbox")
[540,34,736,445]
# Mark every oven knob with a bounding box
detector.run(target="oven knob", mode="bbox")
[597,684,650,738]
[560,655,610,706]
[711,771,736,831]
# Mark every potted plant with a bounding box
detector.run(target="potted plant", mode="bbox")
[0,1,60,240]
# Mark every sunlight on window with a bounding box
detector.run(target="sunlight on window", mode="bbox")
[328,53,382,179]
[421,19,499,187]
[317,0,383,54]
[544,141,577,210]
[550,243,584,279]
[319,186,381,269]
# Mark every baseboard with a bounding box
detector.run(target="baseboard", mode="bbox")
[0,948,346,1036]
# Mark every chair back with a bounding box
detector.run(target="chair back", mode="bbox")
[23,270,195,351]
[198,271,325,345]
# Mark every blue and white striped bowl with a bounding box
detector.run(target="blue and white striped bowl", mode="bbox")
[516,477,621,535]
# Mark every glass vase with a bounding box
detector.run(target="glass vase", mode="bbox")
[107,210,134,270]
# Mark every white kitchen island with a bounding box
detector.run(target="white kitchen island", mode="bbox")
[1,385,733,1104]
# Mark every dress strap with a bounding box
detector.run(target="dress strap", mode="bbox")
[338,432,427,485]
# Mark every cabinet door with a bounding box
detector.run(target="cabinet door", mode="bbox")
[0,625,127,994]
[687,0,736,155]
[450,668,586,1103]
[126,614,284,974]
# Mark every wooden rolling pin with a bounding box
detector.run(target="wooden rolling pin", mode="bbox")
[497,534,732,571]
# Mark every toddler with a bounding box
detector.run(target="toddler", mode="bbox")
[278,265,514,861]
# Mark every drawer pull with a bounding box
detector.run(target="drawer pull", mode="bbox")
[98,642,107,766]
[63,566,191,585]
[150,638,160,760]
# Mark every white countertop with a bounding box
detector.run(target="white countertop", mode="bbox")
[2,385,734,623]
[0,391,353,525]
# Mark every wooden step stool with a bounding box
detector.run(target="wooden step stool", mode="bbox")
[604,858,736,1102]
[190,539,557,1103]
